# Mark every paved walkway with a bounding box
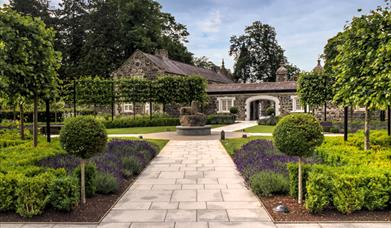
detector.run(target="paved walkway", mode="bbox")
[212,121,258,132]
[101,140,273,228]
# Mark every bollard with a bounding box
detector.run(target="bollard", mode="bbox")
[221,130,225,140]
[242,134,247,138]
[139,135,143,139]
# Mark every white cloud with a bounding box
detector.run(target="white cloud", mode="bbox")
[197,10,222,33]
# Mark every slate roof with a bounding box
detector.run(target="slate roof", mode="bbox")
[207,81,296,94]
[142,52,233,84]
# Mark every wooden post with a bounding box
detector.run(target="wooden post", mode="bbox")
[80,159,86,204]
[344,106,348,141]
[45,99,51,143]
[298,157,302,204]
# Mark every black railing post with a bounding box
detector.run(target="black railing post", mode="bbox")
[45,99,51,143]
[73,80,77,117]
[344,106,348,141]
[111,79,115,121]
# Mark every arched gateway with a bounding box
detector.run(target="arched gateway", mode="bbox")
[245,95,281,121]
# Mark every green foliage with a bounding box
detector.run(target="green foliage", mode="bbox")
[325,5,391,110]
[305,171,332,213]
[116,78,151,103]
[103,117,180,128]
[48,176,80,211]
[265,106,275,116]
[122,157,142,177]
[229,21,286,82]
[0,173,20,211]
[331,174,366,214]
[73,163,97,197]
[229,106,239,115]
[207,114,235,124]
[60,116,107,159]
[297,70,333,108]
[96,172,119,194]
[76,76,113,106]
[15,172,55,217]
[250,171,289,196]
[273,113,324,157]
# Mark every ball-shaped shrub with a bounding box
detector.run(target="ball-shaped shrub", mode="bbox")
[273,113,323,157]
[60,116,107,159]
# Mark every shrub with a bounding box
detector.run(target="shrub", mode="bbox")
[305,171,332,213]
[60,116,107,203]
[96,172,119,194]
[265,106,275,116]
[15,172,55,217]
[60,116,107,159]
[0,173,21,211]
[273,113,324,204]
[207,114,235,124]
[73,163,97,197]
[49,176,80,211]
[329,126,339,133]
[229,107,239,115]
[331,174,365,214]
[103,117,179,128]
[122,156,142,177]
[250,171,289,196]
[273,113,324,157]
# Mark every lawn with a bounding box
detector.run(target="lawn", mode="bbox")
[241,124,275,133]
[106,124,226,134]
[221,136,272,155]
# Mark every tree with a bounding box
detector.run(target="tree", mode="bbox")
[193,56,219,70]
[9,0,53,26]
[297,69,333,121]
[0,8,61,147]
[60,116,107,204]
[325,3,391,150]
[273,114,324,204]
[230,21,286,82]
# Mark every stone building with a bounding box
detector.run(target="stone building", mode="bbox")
[111,49,313,120]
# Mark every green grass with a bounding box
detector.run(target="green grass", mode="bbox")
[241,125,276,133]
[221,136,272,156]
[106,124,226,134]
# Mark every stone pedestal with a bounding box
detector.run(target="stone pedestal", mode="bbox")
[176,125,211,136]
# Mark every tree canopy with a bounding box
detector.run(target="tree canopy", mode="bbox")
[230,21,298,83]
[0,8,61,146]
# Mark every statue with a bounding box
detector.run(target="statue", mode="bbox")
[179,101,207,126]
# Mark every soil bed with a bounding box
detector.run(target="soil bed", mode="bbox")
[0,179,133,223]
[262,195,391,222]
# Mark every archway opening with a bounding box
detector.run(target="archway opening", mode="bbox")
[245,95,280,121]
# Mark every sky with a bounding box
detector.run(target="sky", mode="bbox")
[0,0,385,71]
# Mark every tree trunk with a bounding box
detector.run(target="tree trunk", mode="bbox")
[133,102,136,120]
[80,159,86,204]
[149,101,152,120]
[388,106,390,136]
[324,102,327,121]
[45,99,51,143]
[344,107,348,141]
[13,104,16,122]
[298,157,303,204]
[19,103,25,140]
[33,95,38,147]
[364,107,370,151]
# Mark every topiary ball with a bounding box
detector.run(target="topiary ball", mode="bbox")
[273,113,323,157]
[60,116,107,159]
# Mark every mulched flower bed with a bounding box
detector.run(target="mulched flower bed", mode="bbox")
[0,178,133,223]
[261,195,391,222]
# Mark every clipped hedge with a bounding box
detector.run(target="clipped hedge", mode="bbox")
[207,114,235,125]
[103,117,180,128]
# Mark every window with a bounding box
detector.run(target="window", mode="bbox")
[291,96,304,112]
[217,97,235,113]
[123,103,133,113]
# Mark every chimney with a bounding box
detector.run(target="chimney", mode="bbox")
[155,49,169,59]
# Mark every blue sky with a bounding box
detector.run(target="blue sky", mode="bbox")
[158,0,383,71]
[1,0,384,71]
